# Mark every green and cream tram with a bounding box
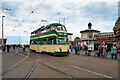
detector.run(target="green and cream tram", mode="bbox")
[30,23,69,55]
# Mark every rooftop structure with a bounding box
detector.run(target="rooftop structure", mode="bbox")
[80,22,100,33]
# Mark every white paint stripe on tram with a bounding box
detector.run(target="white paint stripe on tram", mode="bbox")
[72,66,113,78]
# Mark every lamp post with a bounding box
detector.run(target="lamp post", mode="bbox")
[2,15,5,45]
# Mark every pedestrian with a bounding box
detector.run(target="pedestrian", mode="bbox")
[77,44,81,55]
[71,45,73,52]
[2,44,6,52]
[111,43,117,59]
[102,42,106,57]
[82,45,84,54]
[13,44,16,50]
[84,44,87,55]
[6,45,10,52]
[88,44,92,56]
[74,44,78,54]
[69,44,72,52]
[23,44,25,51]
[98,44,102,57]
[105,43,108,58]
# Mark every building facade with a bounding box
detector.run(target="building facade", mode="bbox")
[80,23,100,50]
[68,33,73,42]
[0,38,7,45]
[94,32,114,51]
[113,17,120,46]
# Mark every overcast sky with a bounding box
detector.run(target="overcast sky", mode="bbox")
[0,0,119,44]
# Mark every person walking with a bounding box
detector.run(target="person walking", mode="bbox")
[88,44,92,56]
[105,43,108,58]
[23,44,25,51]
[82,45,84,54]
[6,45,10,52]
[2,44,6,52]
[84,44,88,55]
[102,42,106,57]
[111,43,117,59]
[13,44,16,50]
[74,44,78,55]
[77,44,81,55]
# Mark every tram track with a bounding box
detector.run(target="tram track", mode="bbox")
[24,62,37,80]
[41,63,77,80]
[1,50,30,76]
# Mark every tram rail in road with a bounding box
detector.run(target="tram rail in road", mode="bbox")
[24,62,37,80]
[42,63,77,80]
[1,50,30,76]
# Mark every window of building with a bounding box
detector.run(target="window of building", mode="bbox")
[82,33,87,38]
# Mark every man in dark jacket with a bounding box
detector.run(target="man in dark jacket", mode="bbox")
[6,45,10,52]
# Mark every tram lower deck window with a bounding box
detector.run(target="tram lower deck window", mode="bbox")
[48,38,53,44]
[59,38,67,43]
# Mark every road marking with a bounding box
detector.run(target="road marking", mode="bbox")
[72,66,113,78]
[0,57,26,76]
[9,51,18,56]
[0,50,30,76]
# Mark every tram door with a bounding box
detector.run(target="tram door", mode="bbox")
[37,40,40,52]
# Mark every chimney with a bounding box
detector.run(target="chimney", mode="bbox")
[88,22,92,29]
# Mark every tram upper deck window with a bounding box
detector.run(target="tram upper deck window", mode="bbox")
[57,26,66,30]
[62,26,66,30]
[50,26,56,31]
[57,26,62,30]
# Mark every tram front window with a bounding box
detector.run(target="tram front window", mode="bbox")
[57,26,62,30]
[57,26,66,30]
[62,26,66,30]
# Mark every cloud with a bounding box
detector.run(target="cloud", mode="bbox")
[0,0,119,44]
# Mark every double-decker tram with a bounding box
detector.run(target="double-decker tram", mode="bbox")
[30,23,69,56]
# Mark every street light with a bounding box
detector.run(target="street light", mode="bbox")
[2,15,5,44]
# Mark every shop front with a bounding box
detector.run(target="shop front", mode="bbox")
[94,37,114,51]
[113,17,120,46]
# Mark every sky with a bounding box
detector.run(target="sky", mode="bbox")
[0,0,119,44]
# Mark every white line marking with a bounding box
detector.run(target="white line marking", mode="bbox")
[72,66,113,78]
[10,52,18,56]
[0,50,30,76]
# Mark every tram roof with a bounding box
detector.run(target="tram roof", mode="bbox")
[31,23,65,34]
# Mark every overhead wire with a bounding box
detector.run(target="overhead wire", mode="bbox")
[55,0,87,16]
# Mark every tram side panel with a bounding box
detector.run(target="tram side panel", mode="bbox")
[54,45,69,52]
